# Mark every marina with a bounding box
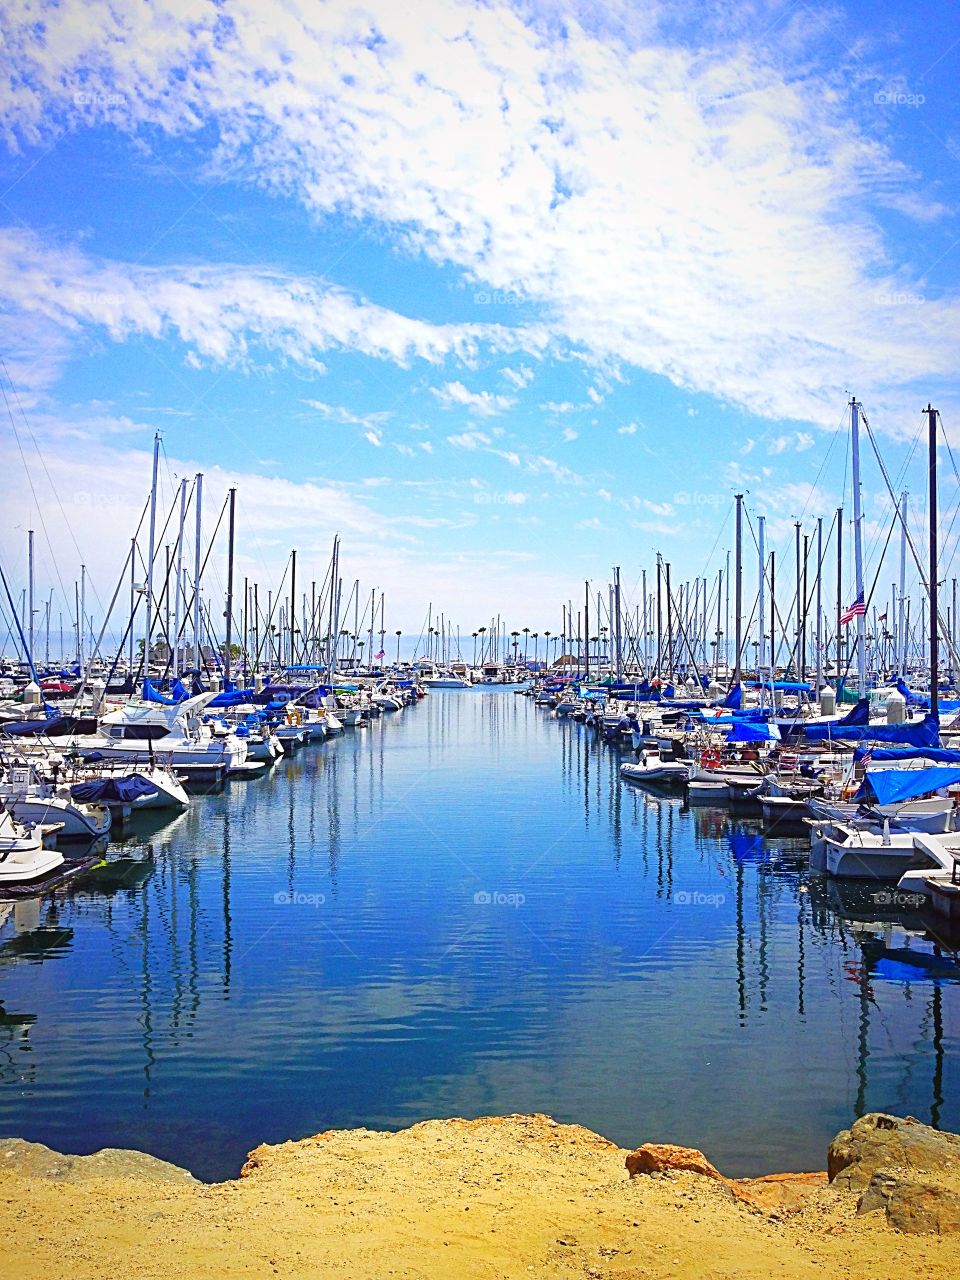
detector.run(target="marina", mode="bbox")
[3,1,960,1272]
[0,682,958,1183]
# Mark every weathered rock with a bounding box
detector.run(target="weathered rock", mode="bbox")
[0,1138,197,1184]
[857,1169,960,1235]
[829,1113,960,1190]
[624,1143,725,1182]
[625,1144,825,1218]
[728,1172,828,1217]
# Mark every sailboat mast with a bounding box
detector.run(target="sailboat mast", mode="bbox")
[27,529,34,663]
[143,432,161,686]
[757,515,766,708]
[815,516,823,694]
[850,399,867,699]
[928,406,939,720]
[289,548,296,667]
[172,479,187,680]
[193,473,203,673]
[733,494,743,685]
[898,491,908,677]
[224,487,236,687]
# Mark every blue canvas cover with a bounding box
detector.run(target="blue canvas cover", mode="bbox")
[854,766,960,807]
[71,775,159,803]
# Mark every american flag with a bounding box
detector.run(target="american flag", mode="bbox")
[840,591,866,626]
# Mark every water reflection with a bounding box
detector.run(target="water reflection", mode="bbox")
[0,691,956,1181]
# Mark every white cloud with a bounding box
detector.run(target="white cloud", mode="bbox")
[0,229,548,387]
[767,431,817,455]
[364,429,384,447]
[447,430,491,449]
[502,364,534,389]
[541,401,579,414]
[562,427,578,442]
[617,423,638,435]
[575,517,602,530]
[432,380,516,417]
[304,400,391,429]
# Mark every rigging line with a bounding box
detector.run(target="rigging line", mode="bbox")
[793,407,847,530]
[0,356,115,617]
[0,365,78,625]
[862,409,960,672]
[935,415,960,583]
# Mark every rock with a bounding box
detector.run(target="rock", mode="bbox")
[624,1144,725,1182]
[728,1172,828,1217]
[0,1138,197,1185]
[858,1170,960,1235]
[829,1114,960,1190]
[625,1144,825,1218]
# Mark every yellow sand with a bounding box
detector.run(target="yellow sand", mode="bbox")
[1,1114,957,1279]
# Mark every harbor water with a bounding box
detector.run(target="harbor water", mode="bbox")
[0,688,957,1181]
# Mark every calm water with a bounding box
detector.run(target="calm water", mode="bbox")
[1,689,958,1180]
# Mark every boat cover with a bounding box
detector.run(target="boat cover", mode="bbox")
[725,721,781,742]
[854,766,960,807]
[71,775,159,803]
[854,747,960,764]
[797,711,940,747]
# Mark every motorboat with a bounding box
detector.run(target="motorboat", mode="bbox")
[620,750,692,788]
[0,808,65,886]
[68,692,248,772]
[0,762,111,839]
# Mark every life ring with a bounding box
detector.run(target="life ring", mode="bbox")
[701,749,721,770]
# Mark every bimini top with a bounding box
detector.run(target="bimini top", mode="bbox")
[854,766,960,807]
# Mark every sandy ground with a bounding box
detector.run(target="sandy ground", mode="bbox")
[1,1114,957,1279]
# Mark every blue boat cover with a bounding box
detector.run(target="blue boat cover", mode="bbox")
[854,747,960,764]
[143,679,182,705]
[1,719,57,736]
[854,766,960,806]
[71,775,159,803]
[725,721,781,742]
[722,682,742,709]
[798,712,940,747]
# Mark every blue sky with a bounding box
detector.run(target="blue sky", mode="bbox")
[2,0,960,636]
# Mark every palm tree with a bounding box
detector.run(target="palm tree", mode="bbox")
[544,630,552,668]
[522,626,530,665]
[395,628,402,663]
[510,630,520,663]
[477,625,487,664]
[531,632,539,666]
[472,631,479,665]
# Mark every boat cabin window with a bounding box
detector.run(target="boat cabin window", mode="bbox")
[105,724,171,741]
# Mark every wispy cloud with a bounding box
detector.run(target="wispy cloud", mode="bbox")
[432,380,516,417]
